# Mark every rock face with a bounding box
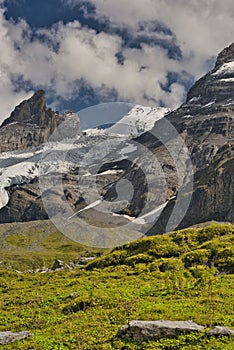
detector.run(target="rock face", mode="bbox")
[121,42,234,232]
[0,331,33,345]
[117,320,204,341]
[149,143,234,233]
[215,42,234,69]
[0,90,81,153]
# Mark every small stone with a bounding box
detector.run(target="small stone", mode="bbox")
[69,292,79,298]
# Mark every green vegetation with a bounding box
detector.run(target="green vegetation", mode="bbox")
[86,223,234,273]
[0,223,233,349]
[0,220,104,270]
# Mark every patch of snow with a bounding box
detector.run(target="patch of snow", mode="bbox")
[84,128,106,136]
[1,121,18,128]
[182,115,193,119]
[118,144,138,156]
[202,101,215,108]
[67,200,102,220]
[0,161,39,209]
[212,61,234,76]
[133,202,168,225]
[112,213,135,221]
[133,196,176,225]
[222,101,234,106]
[188,96,200,103]
[219,77,234,82]
[96,169,124,176]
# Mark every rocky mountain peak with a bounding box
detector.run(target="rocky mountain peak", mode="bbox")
[1,90,49,128]
[215,42,234,69]
[0,90,81,153]
[185,41,234,107]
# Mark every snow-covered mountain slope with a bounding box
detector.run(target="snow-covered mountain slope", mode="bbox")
[0,103,168,213]
[84,105,169,137]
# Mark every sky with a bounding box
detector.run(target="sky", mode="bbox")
[1,0,234,128]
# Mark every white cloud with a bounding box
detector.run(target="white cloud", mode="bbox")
[0,9,33,121]
[65,0,234,76]
[1,0,234,123]
[0,9,186,122]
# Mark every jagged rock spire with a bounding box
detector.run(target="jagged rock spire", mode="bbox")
[0,90,81,152]
[1,90,47,128]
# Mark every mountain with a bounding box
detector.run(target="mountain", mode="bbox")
[0,43,233,244]
[92,42,234,235]
[0,93,168,237]
[0,90,81,153]
[85,105,169,137]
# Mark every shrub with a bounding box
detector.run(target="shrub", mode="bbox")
[197,224,233,243]
[182,249,210,268]
[125,253,153,266]
[158,258,184,272]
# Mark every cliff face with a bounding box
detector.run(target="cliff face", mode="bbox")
[145,43,234,232]
[148,143,234,234]
[0,90,80,153]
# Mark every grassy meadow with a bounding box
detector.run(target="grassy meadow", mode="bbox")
[0,222,233,349]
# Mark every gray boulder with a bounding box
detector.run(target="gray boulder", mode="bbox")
[117,320,204,341]
[51,259,66,271]
[207,326,234,336]
[0,331,33,345]
[79,257,96,265]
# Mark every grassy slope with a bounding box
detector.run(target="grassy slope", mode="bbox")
[0,220,105,270]
[0,223,233,349]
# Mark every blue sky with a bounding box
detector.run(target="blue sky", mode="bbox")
[1,0,234,128]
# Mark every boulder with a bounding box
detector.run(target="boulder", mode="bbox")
[51,259,69,271]
[79,257,96,264]
[117,320,204,341]
[0,331,33,345]
[207,326,234,336]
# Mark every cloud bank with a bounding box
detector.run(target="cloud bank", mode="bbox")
[1,0,234,123]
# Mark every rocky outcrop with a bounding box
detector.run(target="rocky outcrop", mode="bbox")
[207,326,234,336]
[185,42,234,106]
[0,90,81,153]
[215,42,234,69]
[117,320,204,341]
[51,259,71,271]
[0,331,33,345]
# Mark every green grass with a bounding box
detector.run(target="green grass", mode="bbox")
[0,220,105,270]
[0,223,233,349]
